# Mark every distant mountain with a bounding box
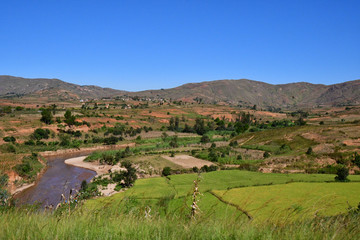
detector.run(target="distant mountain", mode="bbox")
[1,75,359,108]
[128,79,360,108]
[0,75,127,100]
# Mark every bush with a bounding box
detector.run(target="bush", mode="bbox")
[306,147,313,155]
[229,141,238,147]
[24,140,35,146]
[200,135,210,143]
[162,167,172,177]
[103,136,119,145]
[100,153,116,165]
[335,165,349,182]
[32,128,50,140]
[353,152,360,168]
[40,109,53,124]
[13,154,43,180]
[263,152,270,158]
[3,136,16,143]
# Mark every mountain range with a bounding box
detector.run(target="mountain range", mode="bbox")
[1,75,359,109]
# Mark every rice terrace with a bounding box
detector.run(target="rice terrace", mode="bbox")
[1,1,360,239]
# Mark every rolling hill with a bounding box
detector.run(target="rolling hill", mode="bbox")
[0,75,127,100]
[1,75,359,108]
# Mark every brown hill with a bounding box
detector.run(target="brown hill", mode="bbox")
[129,79,360,108]
[1,75,359,108]
[0,75,127,100]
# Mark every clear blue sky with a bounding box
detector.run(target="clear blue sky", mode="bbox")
[1,0,359,91]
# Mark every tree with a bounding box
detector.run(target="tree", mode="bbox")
[169,135,178,148]
[335,165,349,182]
[353,152,360,168]
[194,118,206,135]
[306,147,313,155]
[161,132,168,142]
[40,109,53,124]
[32,128,50,140]
[64,110,76,127]
[162,167,172,176]
[121,160,137,187]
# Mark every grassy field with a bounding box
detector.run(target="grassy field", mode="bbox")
[213,182,360,222]
[1,170,360,239]
[85,170,360,222]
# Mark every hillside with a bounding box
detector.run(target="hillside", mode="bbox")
[1,75,360,108]
[130,79,360,108]
[0,75,127,100]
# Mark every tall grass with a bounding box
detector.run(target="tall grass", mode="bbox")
[0,205,359,239]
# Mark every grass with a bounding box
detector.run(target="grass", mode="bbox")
[85,170,360,219]
[1,207,360,239]
[213,182,360,222]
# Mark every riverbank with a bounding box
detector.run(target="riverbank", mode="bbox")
[10,143,134,196]
[64,156,111,175]
[40,143,135,157]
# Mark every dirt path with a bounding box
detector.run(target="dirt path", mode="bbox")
[239,135,255,146]
[162,155,213,168]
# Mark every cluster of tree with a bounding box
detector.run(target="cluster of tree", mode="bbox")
[100,147,133,165]
[110,160,137,188]
[192,165,218,173]
[13,153,43,180]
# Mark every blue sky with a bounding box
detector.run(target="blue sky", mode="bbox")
[1,0,359,91]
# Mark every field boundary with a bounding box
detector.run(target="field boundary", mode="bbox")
[209,190,253,220]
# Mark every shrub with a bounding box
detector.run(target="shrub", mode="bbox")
[13,154,42,180]
[306,147,313,155]
[169,136,178,148]
[335,165,349,182]
[103,136,118,145]
[24,140,35,145]
[32,128,50,140]
[59,134,71,146]
[200,135,210,143]
[263,152,270,158]
[229,141,238,147]
[353,152,360,168]
[162,167,172,177]
[3,136,16,143]
[40,109,53,124]
[101,153,116,165]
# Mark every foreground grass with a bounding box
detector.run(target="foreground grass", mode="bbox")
[2,171,360,239]
[1,206,359,239]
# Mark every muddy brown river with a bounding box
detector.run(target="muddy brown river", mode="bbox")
[15,152,96,207]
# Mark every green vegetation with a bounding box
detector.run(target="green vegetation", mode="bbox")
[213,182,360,222]
[13,153,43,180]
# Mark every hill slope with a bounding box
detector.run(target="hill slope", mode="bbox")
[0,75,127,100]
[1,75,359,108]
[129,79,360,108]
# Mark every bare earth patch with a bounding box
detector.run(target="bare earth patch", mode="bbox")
[343,139,360,146]
[162,155,213,168]
[313,144,334,154]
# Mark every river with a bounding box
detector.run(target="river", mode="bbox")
[15,152,96,207]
